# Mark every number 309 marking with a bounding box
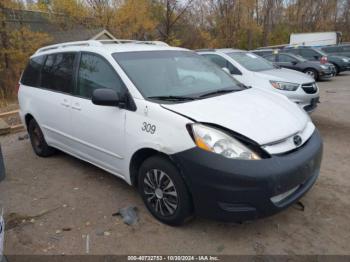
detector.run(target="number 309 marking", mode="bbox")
[142,122,156,134]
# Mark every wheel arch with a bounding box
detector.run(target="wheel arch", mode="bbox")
[330,62,340,73]
[129,148,169,187]
[129,147,192,191]
[24,113,35,129]
[303,67,318,79]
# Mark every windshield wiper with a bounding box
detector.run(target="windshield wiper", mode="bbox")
[148,95,196,101]
[199,88,238,98]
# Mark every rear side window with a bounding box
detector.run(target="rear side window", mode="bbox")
[322,46,339,53]
[77,53,125,98]
[343,45,350,51]
[40,53,76,93]
[21,56,45,86]
[279,54,296,62]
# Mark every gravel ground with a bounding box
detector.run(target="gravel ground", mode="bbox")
[0,73,350,255]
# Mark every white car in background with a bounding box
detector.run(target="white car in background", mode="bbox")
[197,49,320,113]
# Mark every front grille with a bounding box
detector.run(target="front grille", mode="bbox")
[302,82,317,94]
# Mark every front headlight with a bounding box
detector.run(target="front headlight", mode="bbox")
[320,65,328,69]
[342,58,349,62]
[270,81,299,91]
[189,124,261,160]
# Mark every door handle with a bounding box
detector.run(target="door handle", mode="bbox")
[72,103,81,111]
[61,100,70,107]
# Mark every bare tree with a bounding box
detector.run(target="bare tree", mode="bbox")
[157,0,194,43]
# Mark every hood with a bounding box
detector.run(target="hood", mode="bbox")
[307,61,334,68]
[329,55,350,60]
[162,88,309,145]
[254,68,314,83]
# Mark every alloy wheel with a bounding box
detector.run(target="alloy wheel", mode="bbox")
[143,169,179,217]
[305,70,316,79]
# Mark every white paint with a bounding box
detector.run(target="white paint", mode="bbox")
[290,32,339,46]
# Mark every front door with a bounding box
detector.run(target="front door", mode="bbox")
[70,52,127,176]
[277,54,298,70]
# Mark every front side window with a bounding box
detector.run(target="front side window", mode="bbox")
[264,55,276,62]
[113,51,243,99]
[21,55,45,87]
[300,49,319,59]
[201,54,241,75]
[77,53,125,98]
[227,52,275,72]
[285,49,299,55]
[40,52,76,93]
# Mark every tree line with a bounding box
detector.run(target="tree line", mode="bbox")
[1,0,350,100]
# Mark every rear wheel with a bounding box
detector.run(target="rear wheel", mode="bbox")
[304,68,318,80]
[28,119,56,157]
[138,155,193,226]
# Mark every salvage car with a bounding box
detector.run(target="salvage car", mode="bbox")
[18,40,323,225]
[198,49,320,113]
[264,52,335,80]
[283,46,350,75]
[318,44,350,58]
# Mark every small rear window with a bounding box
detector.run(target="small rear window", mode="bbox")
[21,56,45,87]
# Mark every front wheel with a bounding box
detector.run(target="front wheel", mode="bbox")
[331,64,340,75]
[304,69,318,80]
[138,155,193,226]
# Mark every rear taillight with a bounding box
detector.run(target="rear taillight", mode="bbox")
[320,56,328,64]
[16,83,20,94]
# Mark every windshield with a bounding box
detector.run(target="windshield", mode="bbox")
[227,52,275,71]
[113,51,243,100]
[315,48,328,56]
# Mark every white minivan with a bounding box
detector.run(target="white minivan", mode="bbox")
[197,49,320,113]
[18,40,323,225]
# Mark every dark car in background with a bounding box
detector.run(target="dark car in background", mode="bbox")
[283,46,350,75]
[318,44,350,58]
[251,49,275,57]
[264,53,335,80]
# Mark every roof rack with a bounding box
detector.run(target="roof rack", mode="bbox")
[97,39,169,46]
[195,48,216,52]
[35,39,169,54]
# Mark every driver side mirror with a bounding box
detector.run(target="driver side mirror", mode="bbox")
[291,60,298,65]
[92,88,125,108]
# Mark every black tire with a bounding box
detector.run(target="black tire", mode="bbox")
[304,68,318,80]
[138,155,193,226]
[28,119,56,157]
[332,64,340,75]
